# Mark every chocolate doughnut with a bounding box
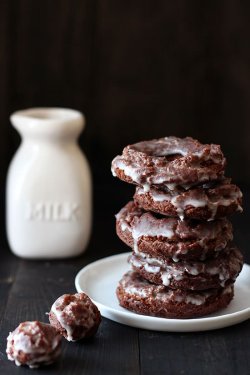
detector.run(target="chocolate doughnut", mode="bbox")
[111,136,226,190]
[129,245,243,290]
[133,179,243,220]
[116,201,233,261]
[6,321,61,368]
[116,271,234,319]
[49,293,101,341]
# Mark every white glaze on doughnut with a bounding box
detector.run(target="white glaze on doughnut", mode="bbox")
[111,137,226,187]
[136,183,242,221]
[119,271,233,306]
[6,322,61,368]
[131,214,175,252]
[129,248,242,288]
[116,202,233,260]
[51,295,96,342]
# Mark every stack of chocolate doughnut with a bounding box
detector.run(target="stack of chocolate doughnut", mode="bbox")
[111,136,243,318]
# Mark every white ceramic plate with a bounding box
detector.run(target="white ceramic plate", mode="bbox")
[75,252,250,332]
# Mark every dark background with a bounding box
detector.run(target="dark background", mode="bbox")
[0,1,249,247]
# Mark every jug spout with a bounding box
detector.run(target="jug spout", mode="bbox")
[10,107,85,141]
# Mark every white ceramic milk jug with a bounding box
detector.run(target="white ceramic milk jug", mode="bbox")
[6,108,92,259]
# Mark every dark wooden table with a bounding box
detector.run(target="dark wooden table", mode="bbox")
[0,184,249,375]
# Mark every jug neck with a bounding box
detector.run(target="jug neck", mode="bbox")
[10,108,85,142]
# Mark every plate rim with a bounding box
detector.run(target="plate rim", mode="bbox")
[75,252,250,332]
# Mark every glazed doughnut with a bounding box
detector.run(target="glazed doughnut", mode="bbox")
[133,178,242,220]
[112,136,244,320]
[129,245,243,290]
[116,271,234,319]
[49,293,101,341]
[112,136,226,189]
[6,321,61,368]
[116,201,233,261]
